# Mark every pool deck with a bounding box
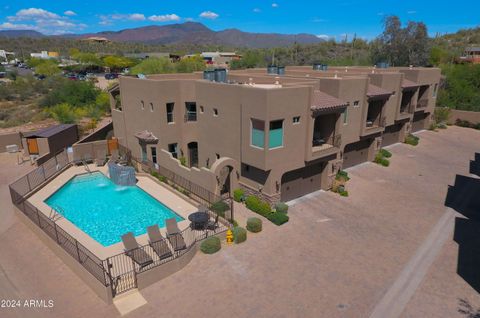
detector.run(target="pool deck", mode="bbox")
[27,163,196,259]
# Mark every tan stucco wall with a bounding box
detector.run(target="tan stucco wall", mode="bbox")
[447,109,480,125]
[0,132,22,152]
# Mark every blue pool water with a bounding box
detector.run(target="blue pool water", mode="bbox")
[45,172,183,247]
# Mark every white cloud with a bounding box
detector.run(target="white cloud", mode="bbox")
[148,14,180,22]
[110,13,146,21]
[4,7,85,34]
[253,8,261,13]
[8,8,59,21]
[64,10,76,16]
[272,3,279,8]
[199,11,219,19]
[407,10,417,14]
[0,22,36,30]
[316,34,331,40]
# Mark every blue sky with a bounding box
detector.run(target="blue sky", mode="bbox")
[0,0,478,39]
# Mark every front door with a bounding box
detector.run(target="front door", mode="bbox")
[27,138,39,155]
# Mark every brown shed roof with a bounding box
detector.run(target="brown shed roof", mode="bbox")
[311,90,348,113]
[23,124,76,138]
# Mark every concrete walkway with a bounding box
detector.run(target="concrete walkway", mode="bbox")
[369,208,457,318]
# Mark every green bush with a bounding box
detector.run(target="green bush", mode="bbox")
[210,201,229,217]
[267,212,289,226]
[245,195,272,217]
[200,236,221,254]
[233,188,244,202]
[246,217,262,233]
[374,152,384,164]
[179,156,187,166]
[159,175,167,183]
[437,122,447,129]
[339,190,349,197]
[379,149,392,158]
[231,219,239,228]
[380,158,390,167]
[275,202,289,214]
[151,171,159,178]
[405,134,419,146]
[233,227,247,244]
[336,170,350,181]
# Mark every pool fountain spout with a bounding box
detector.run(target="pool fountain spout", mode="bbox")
[108,162,136,186]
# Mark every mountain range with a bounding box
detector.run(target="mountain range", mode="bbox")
[0,22,324,48]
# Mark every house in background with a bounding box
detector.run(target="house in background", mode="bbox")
[30,51,59,59]
[22,124,79,164]
[459,47,480,64]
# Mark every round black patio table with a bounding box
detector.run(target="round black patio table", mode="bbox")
[188,212,209,230]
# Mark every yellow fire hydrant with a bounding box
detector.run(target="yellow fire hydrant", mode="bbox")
[226,229,234,245]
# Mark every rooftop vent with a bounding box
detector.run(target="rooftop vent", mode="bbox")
[313,63,328,71]
[203,70,215,81]
[214,68,227,83]
[267,65,278,75]
[377,62,389,69]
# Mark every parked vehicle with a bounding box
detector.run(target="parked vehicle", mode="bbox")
[0,72,6,78]
[105,73,119,80]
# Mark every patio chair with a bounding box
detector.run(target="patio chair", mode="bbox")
[147,225,173,260]
[206,214,220,231]
[95,149,107,167]
[165,218,187,251]
[121,232,153,268]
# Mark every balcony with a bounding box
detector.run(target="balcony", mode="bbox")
[310,134,341,160]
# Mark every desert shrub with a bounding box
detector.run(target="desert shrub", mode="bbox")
[429,123,438,131]
[438,122,447,129]
[267,212,289,226]
[231,219,239,227]
[151,171,159,178]
[336,170,350,181]
[245,195,271,217]
[179,156,187,166]
[379,149,392,158]
[200,236,221,254]
[210,201,229,217]
[434,107,451,124]
[275,202,289,214]
[405,134,419,146]
[159,175,167,183]
[48,103,81,123]
[246,217,262,233]
[233,188,245,202]
[233,227,247,244]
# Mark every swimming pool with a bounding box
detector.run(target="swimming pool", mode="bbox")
[45,172,184,247]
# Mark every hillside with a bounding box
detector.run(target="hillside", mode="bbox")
[1,22,324,49]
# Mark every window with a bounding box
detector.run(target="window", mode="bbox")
[353,100,360,107]
[151,146,157,164]
[432,83,438,97]
[166,103,174,123]
[213,108,218,116]
[293,116,300,124]
[141,100,144,110]
[251,119,265,148]
[343,108,348,125]
[185,102,197,121]
[200,106,204,113]
[168,143,178,158]
[269,120,284,149]
[150,102,153,112]
[216,153,220,159]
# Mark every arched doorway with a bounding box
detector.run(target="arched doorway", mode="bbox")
[211,157,240,197]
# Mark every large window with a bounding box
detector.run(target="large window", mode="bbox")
[251,119,265,148]
[166,102,174,123]
[269,120,284,149]
[151,146,157,164]
[185,102,197,122]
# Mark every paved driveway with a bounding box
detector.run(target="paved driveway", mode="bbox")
[1,126,479,318]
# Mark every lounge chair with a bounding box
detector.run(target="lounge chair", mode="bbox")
[165,218,187,251]
[95,149,107,166]
[206,214,220,231]
[121,232,153,268]
[147,225,173,260]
